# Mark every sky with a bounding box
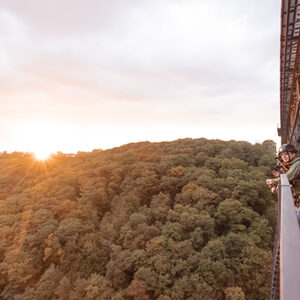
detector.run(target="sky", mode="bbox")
[0,0,281,155]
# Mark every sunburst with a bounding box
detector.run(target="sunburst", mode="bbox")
[34,150,52,161]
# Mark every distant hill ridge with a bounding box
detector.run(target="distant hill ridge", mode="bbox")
[0,138,276,299]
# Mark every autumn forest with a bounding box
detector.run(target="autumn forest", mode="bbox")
[0,138,277,300]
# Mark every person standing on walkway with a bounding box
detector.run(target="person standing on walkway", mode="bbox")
[266,143,300,223]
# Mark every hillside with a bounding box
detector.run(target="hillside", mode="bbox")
[0,138,277,300]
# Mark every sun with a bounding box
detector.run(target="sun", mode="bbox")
[34,150,52,161]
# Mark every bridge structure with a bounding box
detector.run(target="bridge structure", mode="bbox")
[271,1,300,299]
[279,0,300,145]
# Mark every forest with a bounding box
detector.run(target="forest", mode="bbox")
[0,138,277,300]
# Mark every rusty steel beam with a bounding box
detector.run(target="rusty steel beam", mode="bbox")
[290,78,300,137]
[280,0,291,142]
[280,0,300,146]
[287,1,300,139]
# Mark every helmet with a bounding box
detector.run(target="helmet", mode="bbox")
[278,143,297,155]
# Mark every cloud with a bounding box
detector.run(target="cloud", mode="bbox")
[0,0,281,151]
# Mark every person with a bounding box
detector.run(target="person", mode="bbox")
[273,154,290,175]
[266,143,300,224]
[266,145,291,193]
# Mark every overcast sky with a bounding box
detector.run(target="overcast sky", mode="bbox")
[0,0,281,153]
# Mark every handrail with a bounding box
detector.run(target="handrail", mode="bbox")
[270,174,300,300]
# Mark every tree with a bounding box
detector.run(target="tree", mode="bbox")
[0,138,276,299]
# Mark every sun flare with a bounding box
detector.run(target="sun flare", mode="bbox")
[34,150,52,161]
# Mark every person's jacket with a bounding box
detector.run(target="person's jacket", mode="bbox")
[286,155,300,196]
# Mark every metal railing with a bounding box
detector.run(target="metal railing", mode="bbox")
[270,174,300,300]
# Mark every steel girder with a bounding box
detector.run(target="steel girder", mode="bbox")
[280,0,300,146]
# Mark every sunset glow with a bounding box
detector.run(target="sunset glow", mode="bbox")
[0,0,280,153]
[8,121,78,154]
[0,1,286,298]
[33,150,52,161]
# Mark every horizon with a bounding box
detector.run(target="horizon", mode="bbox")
[0,135,277,156]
